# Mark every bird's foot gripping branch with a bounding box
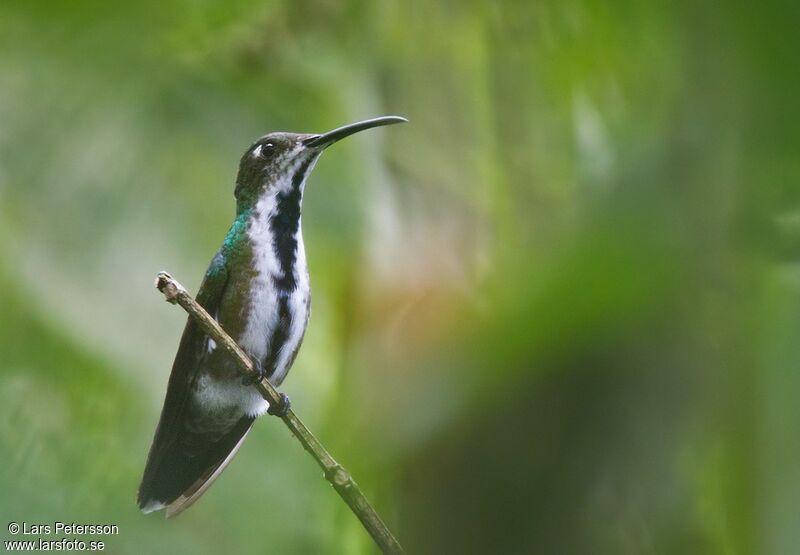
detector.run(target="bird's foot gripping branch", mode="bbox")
[153,271,404,554]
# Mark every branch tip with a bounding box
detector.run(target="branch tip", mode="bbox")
[155,272,183,304]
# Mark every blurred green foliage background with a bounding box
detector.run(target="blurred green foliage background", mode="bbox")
[1,0,798,553]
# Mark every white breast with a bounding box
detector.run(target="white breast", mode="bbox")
[270,238,310,385]
[241,192,310,383]
[195,176,311,419]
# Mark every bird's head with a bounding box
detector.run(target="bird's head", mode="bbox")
[234,116,406,214]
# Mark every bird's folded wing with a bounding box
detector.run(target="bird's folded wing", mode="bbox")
[138,252,229,501]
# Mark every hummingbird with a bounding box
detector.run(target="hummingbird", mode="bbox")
[137,116,407,517]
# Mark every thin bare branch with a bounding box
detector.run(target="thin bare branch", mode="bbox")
[154,271,404,555]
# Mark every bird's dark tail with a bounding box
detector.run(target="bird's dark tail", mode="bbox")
[137,414,255,518]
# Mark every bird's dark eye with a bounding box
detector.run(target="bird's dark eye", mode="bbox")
[258,143,275,159]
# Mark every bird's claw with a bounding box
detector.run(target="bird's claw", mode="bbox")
[240,356,289,416]
[267,393,291,417]
[241,356,268,386]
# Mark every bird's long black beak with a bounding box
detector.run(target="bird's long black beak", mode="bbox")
[303,116,407,149]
